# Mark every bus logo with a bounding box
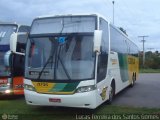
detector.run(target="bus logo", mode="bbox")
[111,58,117,65]
[128,57,135,64]
[100,87,107,100]
[15,84,24,88]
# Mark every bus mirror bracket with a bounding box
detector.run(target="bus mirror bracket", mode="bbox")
[10,32,17,53]
[93,30,102,53]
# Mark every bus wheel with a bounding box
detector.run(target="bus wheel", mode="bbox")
[108,82,115,104]
[130,73,135,87]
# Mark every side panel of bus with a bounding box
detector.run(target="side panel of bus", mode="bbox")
[12,53,25,95]
[109,24,139,94]
[13,77,24,95]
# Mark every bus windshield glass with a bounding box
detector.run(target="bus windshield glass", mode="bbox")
[0,24,17,45]
[0,24,17,77]
[26,33,95,81]
[25,16,96,81]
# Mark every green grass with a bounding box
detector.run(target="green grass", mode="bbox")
[140,69,160,73]
[0,97,160,120]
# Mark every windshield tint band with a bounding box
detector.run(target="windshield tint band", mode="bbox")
[29,32,94,38]
[30,16,97,35]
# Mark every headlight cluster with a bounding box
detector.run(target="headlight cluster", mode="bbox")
[5,90,12,94]
[24,84,35,91]
[7,83,11,86]
[76,85,96,93]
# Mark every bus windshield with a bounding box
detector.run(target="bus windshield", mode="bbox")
[25,33,95,81]
[25,16,96,81]
[0,24,17,77]
[0,24,17,45]
[0,52,11,77]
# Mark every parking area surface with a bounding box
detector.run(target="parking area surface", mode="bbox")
[113,73,160,108]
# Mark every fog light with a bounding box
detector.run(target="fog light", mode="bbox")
[5,90,11,94]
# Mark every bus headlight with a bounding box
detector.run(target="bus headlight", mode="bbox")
[5,90,11,94]
[75,85,96,93]
[24,84,35,91]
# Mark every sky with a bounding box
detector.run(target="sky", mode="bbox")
[0,0,160,51]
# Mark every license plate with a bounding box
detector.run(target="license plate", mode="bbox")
[0,79,8,84]
[49,98,61,103]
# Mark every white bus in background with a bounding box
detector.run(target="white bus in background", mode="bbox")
[14,13,139,109]
[0,23,30,96]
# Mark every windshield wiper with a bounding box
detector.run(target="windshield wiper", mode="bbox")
[37,54,54,80]
[53,18,71,80]
[37,39,57,80]
[37,18,76,80]
[55,45,71,80]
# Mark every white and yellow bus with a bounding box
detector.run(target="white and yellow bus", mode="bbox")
[21,13,139,109]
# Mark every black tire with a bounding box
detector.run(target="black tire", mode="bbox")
[108,82,115,104]
[135,73,137,81]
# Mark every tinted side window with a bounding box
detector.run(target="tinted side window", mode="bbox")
[12,54,24,76]
[16,34,28,53]
[97,18,109,82]
[18,26,30,32]
[110,26,128,54]
[128,40,139,57]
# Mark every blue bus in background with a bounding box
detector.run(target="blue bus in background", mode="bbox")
[0,23,30,95]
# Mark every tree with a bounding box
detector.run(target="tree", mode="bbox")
[140,51,160,69]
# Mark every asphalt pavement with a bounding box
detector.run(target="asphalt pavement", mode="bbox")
[113,73,160,108]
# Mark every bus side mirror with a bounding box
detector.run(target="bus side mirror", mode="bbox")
[10,32,28,55]
[10,33,17,53]
[93,30,102,53]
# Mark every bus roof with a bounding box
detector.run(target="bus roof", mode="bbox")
[36,13,110,21]
[110,24,139,49]
[0,22,30,27]
[34,13,139,49]
[0,23,18,26]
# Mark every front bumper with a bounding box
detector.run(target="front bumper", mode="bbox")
[0,88,13,95]
[24,90,97,109]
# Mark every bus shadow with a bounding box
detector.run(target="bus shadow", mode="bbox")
[0,95,24,100]
[32,106,98,115]
[112,83,140,104]
[113,86,131,100]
